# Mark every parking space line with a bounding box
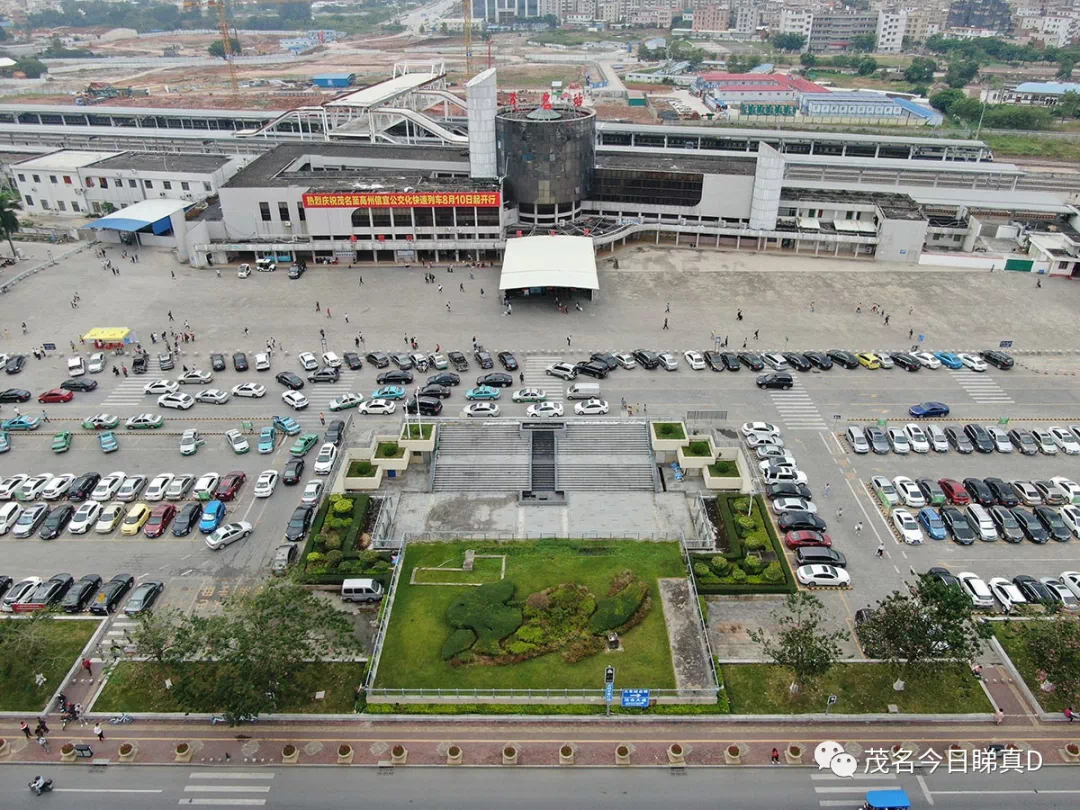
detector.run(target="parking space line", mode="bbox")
[843,476,894,545]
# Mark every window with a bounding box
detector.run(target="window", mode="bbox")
[71,201,80,213]
[57,200,66,211]
[40,199,49,210]
[297,203,306,222]
[49,175,57,184]
[259,202,271,222]
[278,201,290,222]
[128,179,137,188]
[17,173,24,182]
[370,208,392,228]
[99,177,108,189]
[144,180,153,189]
[351,208,370,228]
[181,181,190,191]
[24,195,32,206]
[203,182,212,192]
[63,175,71,185]
[32,174,40,183]
[162,181,172,190]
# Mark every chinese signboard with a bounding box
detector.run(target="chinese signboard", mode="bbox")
[301,192,501,209]
[742,103,797,117]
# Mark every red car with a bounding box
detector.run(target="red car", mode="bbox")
[784,530,832,549]
[37,389,74,404]
[214,471,247,501]
[143,503,177,538]
[938,478,970,505]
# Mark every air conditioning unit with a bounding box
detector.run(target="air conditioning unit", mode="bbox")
[282,221,292,228]
[74,188,84,195]
[182,193,192,200]
[159,193,166,197]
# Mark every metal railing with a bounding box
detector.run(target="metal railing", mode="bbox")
[678,539,721,697]
[369,494,399,550]
[687,493,718,550]
[362,538,407,694]
[401,530,677,543]
[366,686,718,701]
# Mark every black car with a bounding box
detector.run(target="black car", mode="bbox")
[1034,505,1071,542]
[704,351,725,371]
[288,263,305,279]
[473,349,494,369]
[390,353,414,370]
[476,372,513,388]
[777,511,827,533]
[405,396,443,416]
[5,354,25,374]
[805,351,833,370]
[984,477,1019,507]
[827,350,859,369]
[721,352,741,371]
[132,353,148,374]
[632,350,661,369]
[738,352,765,371]
[766,482,813,500]
[418,383,451,399]
[941,507,975,545]
[427,372,460,387]
[89,574,135,615]
[590,353,619,371]
[377,369,414,385]
[308,368,340,384]
[365,352,390,369]
[927,566,959,589]
[1007,428,1039,456]
[891,352,921,372]
[962,477,996,506]
[1011,507,1048,544]
[158,352,175,371]
[795,547,847,568]
[943,426,974,454]
[981,349,1014,369]
[756,372,793,390]
[233,352,249,372]
[325,420,345,446]
[39,504,75,540]
[0,575,11,600]
[276,371,305,390]
[67,472,101,502]
[574,361,608,379]
[990,505,1024,543]
[865,427,890,454]
[783,352,812,372]
[343,352,363,370]
[447,351,469,372]
[286,504,315,542]
[172,502,202,537]
[25,574,73,608]
[917,478,946,505]
[1013,574,1055,605]
[964,423,994,453]
[60,378,97,393]
[497,351,519,371]
[210,353,227,372]
[0,388,30,403]
[61,574,102,613]
[283,458,305,485]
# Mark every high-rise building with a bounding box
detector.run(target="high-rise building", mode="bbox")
[947,0,1013,32]
[806,11,880,52]
[876,10,908,52]
[692,3,728,30]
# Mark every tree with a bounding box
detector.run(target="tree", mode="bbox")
[14,56,46,78]
[929,87,967,113]
[904,56,937,83]
[946,60,979,88]
[800,51,817,67]
[749,592,848,696]
[1054,90,1080,119]
[208,37,241,58]
[857,57,878,76]
[771,33,805,52]
[130,608,189,666]
[439,22,447,34]
[1021,613,1080,707]
[0,190,21,258]
[851,33,877,53]
[1058,58,1075,80]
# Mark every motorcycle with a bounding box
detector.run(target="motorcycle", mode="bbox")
[28,777,53,796]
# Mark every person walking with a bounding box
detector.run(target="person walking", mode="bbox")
[876,541,885,558]
[168,310,174,322]
[566,335,572,347]
[770,748,780,765]
[736,309,743,321]
[663,318,669,330]
[326,308,331,318]
[460,283,465,292]
[36,718,48,735]
[854,522,863,536]
[315,301,321,312]
[40,410,48,423]
[1066,706,1075,722]
[354,336,360,348]
[344,313,349,324]
[37,735,49,754]
[437,284,443,293]
[20,721,31,739]
[94,723,104,741]
[446,302,451,312]
[665,302,670,313]
[835,506,843,521]
[359,276,363,285]
[753,329,759,340]
[823,482,830,498]
[82,658,93,677]
[319,413,326,426]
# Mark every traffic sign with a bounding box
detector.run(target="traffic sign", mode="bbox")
[605,683,614,703]
[833,414,841,421]
[621,689,650,708]
[918,334,925,343]
[1000,340,1013,349]
[42,343,55,351]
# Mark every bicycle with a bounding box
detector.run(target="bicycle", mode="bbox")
[109,713,134,725]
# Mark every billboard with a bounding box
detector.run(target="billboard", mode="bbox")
[302,192,501,209]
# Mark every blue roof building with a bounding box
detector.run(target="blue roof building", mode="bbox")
[312,73,356,89]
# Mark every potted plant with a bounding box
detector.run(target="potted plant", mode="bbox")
[337,744,353,764]
[282,744,299,764]
[390,744,407,765]
[667,743,685,765]
[1062,742,1080,763]
[61,743,77,762]
[725,744,742,765]
[118,742,137,762]
[502,745,518,766]
[559,744,575,766]
[0,738,8,759]
[615,744,631,766]
[447,745,462,766]
[174,742,192,763]
[785,744,803,764]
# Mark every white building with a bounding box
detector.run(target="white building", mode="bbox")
[12,151,119,216]
[876,10,908,52]
[779,8,814,41]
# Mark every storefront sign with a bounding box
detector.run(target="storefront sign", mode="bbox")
[302,192,501,209]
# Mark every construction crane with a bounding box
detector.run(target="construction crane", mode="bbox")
[463,0,473,77]
[209,0,239,94]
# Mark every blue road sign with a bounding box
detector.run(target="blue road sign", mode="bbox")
[918,334,925,343]
[1000,340,1013,349]
[605,683,614,703]
[621,689,651,708]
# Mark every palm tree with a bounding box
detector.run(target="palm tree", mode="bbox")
[0,190,21,258]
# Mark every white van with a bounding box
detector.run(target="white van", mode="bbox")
[966,504,998,542]
[566,382,601,400]
[341,578,384,604]
[67,356,85,377]
[254,353,271,371]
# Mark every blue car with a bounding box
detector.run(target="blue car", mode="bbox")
[0,431,8,453]
[917,507,947,540]
[909,401,950,418]
[258,426,278,454]
[466,385,501,401]
[272,415,301,436]
[99,431,118,453]
[371,385,406,401]
[199,500,227,534]
[934,352,963,369]
[2,415,40,431]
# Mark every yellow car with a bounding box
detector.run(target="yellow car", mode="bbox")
[120,502,152,536]
[856,352,881,370]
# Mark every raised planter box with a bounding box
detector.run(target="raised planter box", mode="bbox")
[399,423,436,453]
[651,421,689,455]
[678,436,718,471]
[703,449,749,493]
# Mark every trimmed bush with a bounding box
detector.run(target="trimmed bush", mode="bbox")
[685,440,712,457]
[744,534,767,553]
[324,535,343,551]
[446,579,522,655]
[653,422,686,440]
[325,550,343,568]
[332,497,354,515]
[742,556,765,575]
[731,497,750,513]
[735,515,756,538]
[710,555,731,576]
[375,441,405,459]
[514,624,546,644]
[730,567,747,584]
[589,579,648,633]
[441,628,476,659]
[763,562,785,583]
[347,460,376,477]
[708,459,737,476]
[306,551,325,563]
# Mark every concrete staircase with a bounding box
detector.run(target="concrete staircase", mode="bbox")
[431,422,531,491]
[530,430,556,492]
[556,422,657,492]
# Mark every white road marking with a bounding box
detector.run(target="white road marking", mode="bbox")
[184,786,271,793]
[55,788,163,793]
[188,774,275,780]
[178,801,267,807]
[918,775,934,806]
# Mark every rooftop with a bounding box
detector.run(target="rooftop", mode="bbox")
[324,72,444,109]
[695,73,829,93]
[1015,81,1080,95]
[15,149,121,170]
[781,186,924,219]
[90,152,234,174]
[597,151,757,176]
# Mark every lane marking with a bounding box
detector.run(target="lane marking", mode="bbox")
[184,786,272,793]
[178,801,267,807]
[188,774,275,780]
[918,774,934,806]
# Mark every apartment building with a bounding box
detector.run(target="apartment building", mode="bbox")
[692,3,728,30]
[876,9,908,51]
[946,0,1013,32]
[806,11,880,52]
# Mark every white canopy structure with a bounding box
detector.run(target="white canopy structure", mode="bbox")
[499,236,599,295]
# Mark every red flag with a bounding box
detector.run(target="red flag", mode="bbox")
[573,94,583,107]
[509,91,517,108]
[541,92,552,110]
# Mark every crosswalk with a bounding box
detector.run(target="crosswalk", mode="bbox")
[523,355,565,402]
[179,772,274,806]
[950,369,1014,406]
[771,377,827,430]
[102,614,139,653]
[811,773,901,807]
[102,378,156,407]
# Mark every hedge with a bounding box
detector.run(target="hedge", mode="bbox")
[692,494,796,595]
[589,579,648,633]
[446,579,522,656]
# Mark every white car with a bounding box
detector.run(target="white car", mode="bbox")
[225,430,249,454]
[232,383,266,398]
[464,402,500,418]
[298,352,318,371]
[986,426,1012,453]
[158,392,195,410]
[238,263,251,278]
[1060,505,1080,537]
[893,476,926,508]
[759,455,797,472]
[926,424,949,452]
[1051,476,1080,504]
[892,508,923,544]
[428,353,449,370]
[574,398,609,416]
[83,413,120,430]
[958,353,987,372]
[1032,428,1059,455]
[145,473,174,501]
[958,572,994,608]
[763,353,789,371]
[165,474,195,500]
[143,379,179,395]
[903,424,930,454]
[329,393,364,412]
[1060,572,1080,600]
[358,399,395,415]
[658,352,679,371]
[178,370,213,385]
[322,352,342,369]
[0,502,22,534]
[42,474,75,500]
[20,474,54,501]
[1040,578,1080,610]
[68,501,102,535]
[871,475,900,508]
[314,443,338,475]
[193,473,221,499]
[94,502,125,533]
[874,352,895,369]
[180,430,202,455]
[772,498,817,515]
[614,353,636,369]
[988,577,1027,612]
[527,402,564,418]
[756,444,790,460]
[91,472,126,502]
[126,413,163,430]
[87,353,106,374]
[67,356,86,377]
[254,353,271,371]
[763,467,809,485]
[683,350,706,370]
[845,426,869,454]
[912,351,942,370]
[512,389,547,403]
[196,389,230,405]
[282,391,309,410]
[742,422,781,437]
[0,475,26,500]
[746,432,784,449]
[886,427,910,454]
[1049,426,1080,455]
[796,564,850,588]
[301,479,324,505]
[205,521,254,551]
[116,474,147,502]
[12,504,47,538]
[254,470,279,498]
[546,362,578,380]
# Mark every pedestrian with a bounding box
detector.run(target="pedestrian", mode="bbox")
[345,313,349,323]
[326,308,331,318]
[216,267,221,278]
[855,522,863,536]
[41,410,48,423]
[856,305,862,314]
[354,336,360,348]
[20,721,31,739]
[876,541,884,558]
[319,412,325,425]
[446,302,451,312]
[909,328,914,340]
[171,270,175,279]
[316,301,321,312]
[507,303,512,315]
[480,288,485,297]
[1067,706,1076,722]
[736,309,743,321]
[663,317,669,330]
[122,366,127,377]
[665,302,670,313]
[168,310,174,322]
[437,284,443,293]
[359,276,363,285]
[836,506,843,520]
[358,332,364,344]
[771,747,780,764]
[823,482,830,497]
[567,335,572,347]
[12,406,19,417]
[810,301,815,312]
[753,329,759,340]
[460,283,465,292]
[885,315,890,325]
[37,735,49,754]
[405,333,410,344]
[1037,278,1042,288]
[82,658,92,677]
[742,339,747,349]
[36,717,48,735]
[94,723,104,741]
[244,327,249,336]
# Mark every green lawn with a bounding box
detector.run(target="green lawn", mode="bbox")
[412,556,504,585]
[992,623,1068,713]
[0,619,99,711]
[95,661,366,714]
[723,663,992,714]
[983,133,1080,162]
[374,539,685,692]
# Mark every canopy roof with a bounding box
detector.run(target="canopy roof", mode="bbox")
[82,327,131,342]
[499,235,599,291]
[84,199,188,234]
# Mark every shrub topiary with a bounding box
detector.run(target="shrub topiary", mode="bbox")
[735,515,756,538]
[730,567,748,583]
[589,578,648,633]
[441,628,476,660]
[369,560,391,574]
[332,498,354,515]
[324,535,343,551]
[306,551,325,563]
[742,555,765,575]
[357,550,381,568]
[731,497,750,513]
[325,550,343,568]
[693,562,712,578]
[515,624,546,645]
[338,560,364,574]
[763,562,785,583]
[446,579,522,655]
[744,534,767,553]
[710,555,731,576]
[505,640,537,655]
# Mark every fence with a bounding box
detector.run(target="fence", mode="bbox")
[0,240,95,294]
[687,493,717,550]
[369,494,398,550]
[678,536,721,699]
[401,530,679,543]
[361,535,407,694]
